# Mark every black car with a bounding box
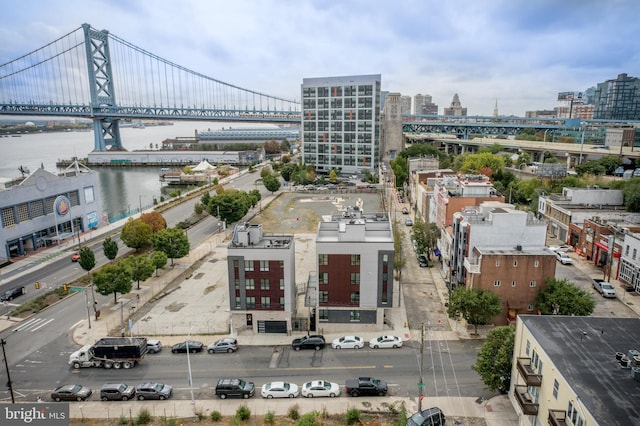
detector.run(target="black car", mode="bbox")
[418,255,428,268]
[291,335,325,351]
[215,378,255,399]
[100,383,135,401]
[171,340,203,353]
[51,384,92,402]
[0,286,25,302]
[407,407,446,426]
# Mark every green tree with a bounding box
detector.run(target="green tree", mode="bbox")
[102,237,119,260]
[120,218,153,251]
[207,190,253,224]
[152,228,190,265]
[281,163,298,182]
[516,152,531,169]
[623,178,640,212]
[125,254,155,290]
[263,174,281,193]
[447,287,502,335]
[411,218,441,262]
[150,250,168,276]
[598,155,622,175]
[535,278,595,316]
[260,166,272,179]
[329,169,338,182]
[78,246,96,276]
[393,224,405,279]
[472,326,515,392]
[194,202,204,215]
[93,261,133,304]
[459,152,505,177]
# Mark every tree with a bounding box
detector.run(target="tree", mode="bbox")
[140,211,167,232]
[472,326,515,393]
[263,174,281,193]
[102,237,119,260]
[623,178,640,212]
[150,250,168,276]
[120,218,153,251]
[194,202,204,215]
[459,152,505,177]
[535,278,595,316]
[447,287,503,335]
[411,218,441,261]
[206,190,253,224]
[393,224,406,279]
[152,228,190,265]
[125,254,155,290]
[93,261,133,304]
[78,246,96,275]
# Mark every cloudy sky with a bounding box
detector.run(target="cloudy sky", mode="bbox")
[1,0,639,116]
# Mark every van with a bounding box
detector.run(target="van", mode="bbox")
[215,378,255,399]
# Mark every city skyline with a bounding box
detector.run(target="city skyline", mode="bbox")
[1,1,639,116]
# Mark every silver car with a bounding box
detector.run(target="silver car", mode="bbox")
[208,338,238,354]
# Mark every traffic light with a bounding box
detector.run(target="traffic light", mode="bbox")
[35,282,39,289]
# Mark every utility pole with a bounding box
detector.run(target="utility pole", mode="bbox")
[418,322,425,411]
[84,287,91,329]
[1,338,15,403]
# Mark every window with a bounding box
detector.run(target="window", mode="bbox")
[319,309,328,321]
[513,260,518,267]
[512,281,516,287]
[318,254,328,265]
[279,279,284,290]
[261,296,270,309]
[552,379,559,399]
[383,254,388,264]
[634,248,637,260]
[350,272,360,285]
[495,260,500,267]
[246,297,256,308]
[260,279,270,290]
[350,292,360,304]
[568,401,584,426]
[319,291,328,303]
[526,340,530,356]
[234,279,240,289]
[350,311,360,321]
[530,280,536,287]
[494,280,501,287]
[244,260,254,271]
[260,260,269,271]
[527,304,534,311]
[351,254,360,265]
[279,296,285,307]
[245,279,255,290]
[319,272,328,284]
[279,260,284,268]
[235,296,241,309]
[534,260,539,268]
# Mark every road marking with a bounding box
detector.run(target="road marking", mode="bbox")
[70,320,83,330]
[13,318,43,332]
[31,318,54,331]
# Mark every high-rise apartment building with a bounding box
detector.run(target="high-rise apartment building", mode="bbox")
[400,95,412,115]
[414,94,438,115]
[594,73,640,120]
[301,75,381,176]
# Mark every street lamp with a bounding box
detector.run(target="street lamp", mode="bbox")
[186,326,195,406]
[544,129,550,144]
[1,338,15,403]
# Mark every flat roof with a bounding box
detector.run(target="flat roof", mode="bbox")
[520,315,640,425]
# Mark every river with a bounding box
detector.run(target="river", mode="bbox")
[0,120,265,219]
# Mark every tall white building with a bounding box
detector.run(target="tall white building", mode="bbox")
[301,75,381,176]
[400,95,412,115]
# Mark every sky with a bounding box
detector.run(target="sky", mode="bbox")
[1,0,639,116]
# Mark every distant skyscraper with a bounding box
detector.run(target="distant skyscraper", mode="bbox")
[443,93,467,116]
[594,73,640,120]
[382,92,403,159]
[492,100,499,117]
[400,95,412,115]
[414,94,438,115]
[301,74,381,175]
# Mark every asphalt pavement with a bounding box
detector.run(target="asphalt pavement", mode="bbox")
[0,187,528,425]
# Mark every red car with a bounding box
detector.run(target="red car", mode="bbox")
[71,253,80,262]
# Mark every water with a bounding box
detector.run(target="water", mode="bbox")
[0,120,263,218]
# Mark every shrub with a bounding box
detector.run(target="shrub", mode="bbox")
[296,412,319,426]
[236,405,251,421]
[264,411,275,425]
[210,411,222,422]
[345,408,361,425]
[118,415,128,425]
[135,408,152,425]
[288,404,300,420]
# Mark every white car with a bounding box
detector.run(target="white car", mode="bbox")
[261,381,299,399]
[556,252,573,265]
[301,380,341,398]
[331,336,364,349]
[369,335,403,349]
[549,244,572,252]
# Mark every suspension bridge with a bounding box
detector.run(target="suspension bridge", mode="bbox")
[0,23,301,151]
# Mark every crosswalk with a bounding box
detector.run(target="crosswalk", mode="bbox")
[12,317,55,333]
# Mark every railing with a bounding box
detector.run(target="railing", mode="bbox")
[548,409,568,426]
[514,385,539,416]
[516,357,543,386]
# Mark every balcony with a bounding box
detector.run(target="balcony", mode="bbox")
[516,357,543,386]
[463,257,481,274]
[514,385,539,416]
[548,409,568,426]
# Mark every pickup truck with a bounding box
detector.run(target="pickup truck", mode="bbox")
[344,377,388,397]
[592,279,617,298]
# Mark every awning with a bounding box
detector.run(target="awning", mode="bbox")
[594,241,609,251]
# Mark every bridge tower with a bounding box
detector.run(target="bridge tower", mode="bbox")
[82,23,123,151]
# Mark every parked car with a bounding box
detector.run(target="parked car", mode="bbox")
[261,381,300,399]
[51,384,92,402]
[135,382,172,400]
[100,383,135,401]
[146,339,162,354]
[592,279,617,298]
[405,218,413,226]
[556,252,573,265]
[407,407,446,426]
[614,166,625,177]
[418,255,428,268]
[215,378,255,399]
[0,286,25,302]
[292,335,325,351]
[207,338,238,353]
[369,335,403,349]
[171,340,203,353]
[331,335,364,349]
[71,253,80,262]
[402,207,409,214]
[634,168,640,177]
[548,244,572,252]
[301,380,340,398]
